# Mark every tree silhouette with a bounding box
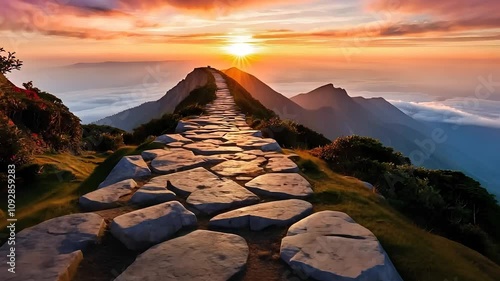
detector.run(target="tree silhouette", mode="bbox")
[0,47,23,74]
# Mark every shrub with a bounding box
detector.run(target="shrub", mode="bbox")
[312,135,410,165]
[0,47,22,74]
[176,104,205,117]
[82,124,125,151]
[0,112,32,168]
[257,117,331,149]
[312,135,500,262]
[131,113,180,143]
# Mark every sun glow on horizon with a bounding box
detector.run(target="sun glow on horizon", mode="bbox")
[224,35,257,58]
[226,42,255,57]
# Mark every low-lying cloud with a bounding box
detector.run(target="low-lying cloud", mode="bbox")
[391,98,500,128]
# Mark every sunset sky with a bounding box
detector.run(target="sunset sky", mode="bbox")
[1,0,499,63]
[1,0,499,125]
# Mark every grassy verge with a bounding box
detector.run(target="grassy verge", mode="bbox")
[0,140,164,240]
[0,152,108,236]
[291,149,500,281]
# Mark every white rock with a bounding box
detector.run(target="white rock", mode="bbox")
[141,149,169,161]
[187,180,260,215]
[210,199,312,231]
[110,201,197,251]
[0,213,105,281]
[98,156,151,188]
[150,148,207,174]
[115,230,248,281]
[164,167,222,197]
[154,134,193,144]
[245,173,313,199]
[210,158,266,177]
[266,157,299,173]
[281,211,403,281]
[80,179,138,211]
[129,176,177,207]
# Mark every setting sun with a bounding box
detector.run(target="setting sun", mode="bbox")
[226,42,255,57]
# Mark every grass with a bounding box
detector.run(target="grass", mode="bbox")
[0,140,164,240]
[0,152,108,236]
[291,149,500,281]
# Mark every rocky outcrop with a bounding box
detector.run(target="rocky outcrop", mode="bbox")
[0,213,105,281]
[98,156,151,188]
[209,199,313,231]
[115,230,248,281]
[110,201,197,251]
[280,211,403,281]
[80,179,138,211]
[245,173,313,199]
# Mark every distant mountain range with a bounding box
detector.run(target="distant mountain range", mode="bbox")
[97,66,500,198]
[223,67,500,198]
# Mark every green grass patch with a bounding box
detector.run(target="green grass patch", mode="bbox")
[0,138,166,241]
[294,150,500,281]
[0,152,108,238]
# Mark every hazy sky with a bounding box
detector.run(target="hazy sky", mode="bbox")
[1,0,499,63]
[1,0,499,124]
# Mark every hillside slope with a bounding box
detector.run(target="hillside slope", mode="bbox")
[95,67,210,131]
[224,68,447,167]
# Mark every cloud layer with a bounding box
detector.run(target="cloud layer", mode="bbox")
[1,0,498,47]
[391,98,500,128]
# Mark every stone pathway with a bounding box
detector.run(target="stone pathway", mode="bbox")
[0,69,402,281]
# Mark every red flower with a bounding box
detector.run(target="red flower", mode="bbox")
[7,120,14,126]
[32,133,38,138]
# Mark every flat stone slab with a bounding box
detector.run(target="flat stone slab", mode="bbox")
[129,176,177,207]
[141,149,169,161]
[210,199,313,231]
[98,155,151,188]
[151,148,207,174]
[245,173,313,199]
[154,134,193,144]
[110,201,197,251]
[210,158,266,177]
[266,157,299,173]
[115,230,248,281]
[80,179,138,211]
[183,142,243,155]
[227,136,282,152]
[224,130,263,138]
[175,121,200,132]
[165,167,222,197]
[280,211,403,281]
[183,131,227,141]
[187,180,260,215]
[0,213,105,281]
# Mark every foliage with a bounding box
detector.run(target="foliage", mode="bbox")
[130,113,180,143]
[257,117,331,149]
[0,78,82,153]
[312,135,410,166]
[295,150,500,281]
[312,135,500,263]
[0,112,33,168]
[0,47,23,74]
[82,124,125,151]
